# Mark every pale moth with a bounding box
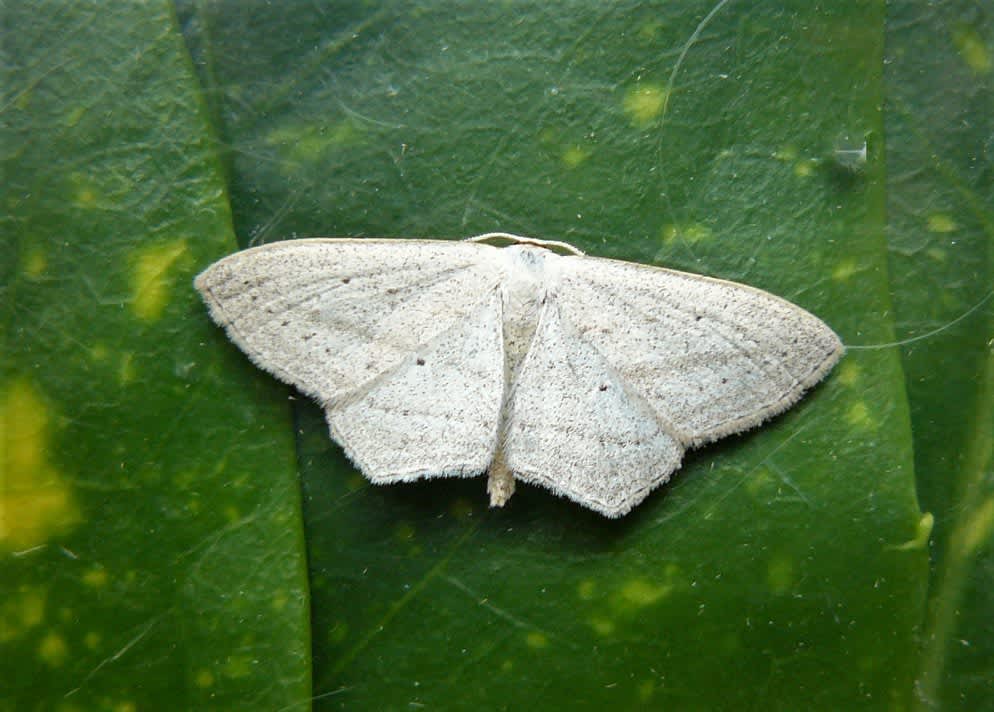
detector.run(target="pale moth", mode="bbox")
[195,233,843,517]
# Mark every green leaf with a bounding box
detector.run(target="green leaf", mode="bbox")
[181,1,926,708]
[1,2,309,710]
[885,2,994,709]
[15,0,994,709]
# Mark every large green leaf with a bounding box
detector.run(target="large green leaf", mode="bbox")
[181,1,926,709]
[885,2,994,709]
[10,0,993,709]
[1,2,309,710]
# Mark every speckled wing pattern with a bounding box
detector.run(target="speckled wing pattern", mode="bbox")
[553,255,844,448]
[502,254,843,517]
[195,239,506,481]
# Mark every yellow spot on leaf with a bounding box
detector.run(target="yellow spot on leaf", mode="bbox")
[272,590,289,612]
[0,586,47,642]
[84,631,101,650]
[195,669,215,688]
[623,83,667,127]
[223,653,253,678]
[588,617,615,636]
[525,631,548,649]
[1,379,79,551]
[500,659,513,673]
[767,552,795,594]
[953,24,991,73]
[837,361,860,387]
[926,247,947,262]
[267,120,363,163]
[38,630,68,666]
[661,222,712,245]
[927,213,958,233]
[962,499,994,557]
[745,467,774,498]
[638,20,664,42]
[82,567,108,588]
[774,145,798,161]
[794,159,816,177]
[562,145,590,168]
[638,679,655,701]
[846,401,873,429]
[618,578,671,608]
[130,239,189,322]
[113,702,136,712]
[22,249,47,279]
[577,579,596,600]
[832,259,857,282]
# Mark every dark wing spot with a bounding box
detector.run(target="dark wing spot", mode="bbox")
[341,277,351,284]
[416,357,425,366]
[598,384,608,392]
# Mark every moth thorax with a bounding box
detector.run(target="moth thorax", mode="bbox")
[500,246,552,377]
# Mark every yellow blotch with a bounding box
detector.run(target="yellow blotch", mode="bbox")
[767,552,795,594]
[953,24,991,73]
[623,83,668,127]
[661,222,712,245]
[500,659,513,673]
[794,159,816,177]
[562,145,590,168]
[272,590,289,612]
[894,512,934,551]
[745,467,774,498]
[832,259,857,282]
[846,401,873,429]
[525,631,548,649]
[266,120,363,163]
[84,631,101,650]
[82,566,108,588]
[638,679,655,702]
[1,379,79,551]
[577,579,596,600]
[223,505,240,524]
[113,703,136,712]
[0,586,47,642]
[618,578,671,608]
[194,669,215,688]
[774,145,798,162]
[130,239,189,322]
[638,20,664,42]
[223,654,253,678]
[588,617,615,637]
[38,630,68,667]
[22,248,47,279]
[926,247,947,262]
[962,499,994,557]
[927,213,958,233]
[837,361,860,387]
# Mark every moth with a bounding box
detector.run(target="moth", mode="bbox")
[195,233,843,517]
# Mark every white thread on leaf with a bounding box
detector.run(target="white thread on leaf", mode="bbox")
[195,233,843,517]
